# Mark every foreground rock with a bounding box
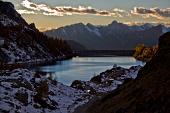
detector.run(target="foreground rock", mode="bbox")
[74,32,170,113]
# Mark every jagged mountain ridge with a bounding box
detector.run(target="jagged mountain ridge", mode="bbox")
[45,21,170,50]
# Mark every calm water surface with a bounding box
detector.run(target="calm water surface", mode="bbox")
[34,57,144,86]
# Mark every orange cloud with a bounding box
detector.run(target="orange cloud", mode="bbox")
[20,0,126,17]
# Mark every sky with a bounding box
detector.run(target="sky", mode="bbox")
[5,0,170,31]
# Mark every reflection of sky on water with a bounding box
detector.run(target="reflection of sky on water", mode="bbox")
[34,57,144,86]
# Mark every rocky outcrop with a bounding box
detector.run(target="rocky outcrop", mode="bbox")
[71,66,141,95]
[75,32,170,113]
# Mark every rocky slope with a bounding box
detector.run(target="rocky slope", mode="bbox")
[0,1,71,64]
[75,32,170,113]
[0,69,91,113]
[45,21,170,51]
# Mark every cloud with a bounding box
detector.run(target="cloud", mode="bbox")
[18,0,170,24]
[112,8,130,17]
[124,21,170,26]
[17,9,37,14]
[131,7,170,19]
[20,0,126,17]
[52,6,115,16]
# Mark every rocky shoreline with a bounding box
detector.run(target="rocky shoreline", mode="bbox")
[71,65,141,95]
[0,56,72,70]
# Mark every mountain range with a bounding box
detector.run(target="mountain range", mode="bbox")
[45,21,170,51]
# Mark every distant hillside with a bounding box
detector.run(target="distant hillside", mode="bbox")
[45,21,170,51]
[0,1,72,63]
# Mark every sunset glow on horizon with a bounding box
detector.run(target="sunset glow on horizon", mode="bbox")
[6,0,170,31]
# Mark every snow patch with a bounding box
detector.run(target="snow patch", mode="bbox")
[0,15,18,27]
[85,26,102,37]
[71,66,142,93]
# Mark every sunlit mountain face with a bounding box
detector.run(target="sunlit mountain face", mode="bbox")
[5,0,170,31]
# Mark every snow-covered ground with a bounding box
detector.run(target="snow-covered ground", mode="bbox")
[1,40,53,63]
[0,69,92,113]
[0,65,142,113]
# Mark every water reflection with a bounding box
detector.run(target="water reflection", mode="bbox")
[34,57,144,86]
